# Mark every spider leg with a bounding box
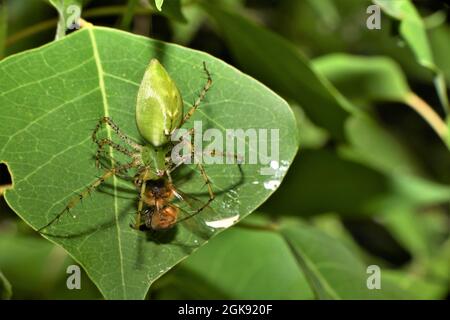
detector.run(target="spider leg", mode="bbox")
[134,179,147,230]
[95,152,132,181]
[94,138,134,168]
[180,62,212,126]
[171,129,215,214]
[167,128,195,173]
[204,149,244,164]
[38,161,138,232]
[92,116,142,151]
[195,162,215,213]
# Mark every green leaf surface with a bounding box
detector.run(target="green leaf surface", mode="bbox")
[0,269,12,299]
[313,54,410,103]
[382,270,447,300]
[429,24,450,84]
[374,0,448,114]
[262,149,388,217]
[46,0,83,39]
[0,26,298,299]
[170,3,205,45]
[291,103,328,149]
[342,115,421,176]
[156,218,314,299]
[202,2,353,141]
[279,219,411,299]
[313,54,449,148]
[154,215,414,299]
[262,149,450,218]
[380,207,447,260]
[0,233,101,299]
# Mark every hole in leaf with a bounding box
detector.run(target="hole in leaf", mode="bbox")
[0,163,12,188]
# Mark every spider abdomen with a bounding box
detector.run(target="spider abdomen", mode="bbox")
[136,59,183,147]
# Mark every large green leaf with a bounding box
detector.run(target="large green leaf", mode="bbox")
[279,219,411,299]
[152,215,413,299]
[154,217,314,299]
[0,26,298,299]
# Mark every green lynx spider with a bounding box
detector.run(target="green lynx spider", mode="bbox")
[38,59,215,231]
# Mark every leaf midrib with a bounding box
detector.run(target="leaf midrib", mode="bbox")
[88,27,127,299]
[281,230,340,300]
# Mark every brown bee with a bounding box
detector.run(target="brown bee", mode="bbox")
[143,205,179,230]
[141,179,180,230]
[136,176,217,231]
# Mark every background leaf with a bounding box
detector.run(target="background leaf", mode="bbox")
[0,26,298,299]
[374,0,448,114]
[202,2,352,141]
[0,232,101,299]
[0,269,12,299]
[152,215,413,299]
[151,0,186,23]
[313,54,410,103]
[279,219,410,299]
[154,217,314,299]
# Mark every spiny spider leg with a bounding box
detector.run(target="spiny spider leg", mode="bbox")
[174,129,215,214]
[92,116,142,151]
[94,138,134,168]
[95,152,132,181]
[134,179,147,230]
[205,149,244,164]
[180,62,212,126]
[195,162,215,212]
[167,128,195,173]
[38,161,138,231]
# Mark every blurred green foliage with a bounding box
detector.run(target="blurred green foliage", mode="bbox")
[0,0,449,300]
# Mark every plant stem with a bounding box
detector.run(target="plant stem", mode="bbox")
[119,0,141,30]
[405,92,449,147]
[6,5,155,47]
